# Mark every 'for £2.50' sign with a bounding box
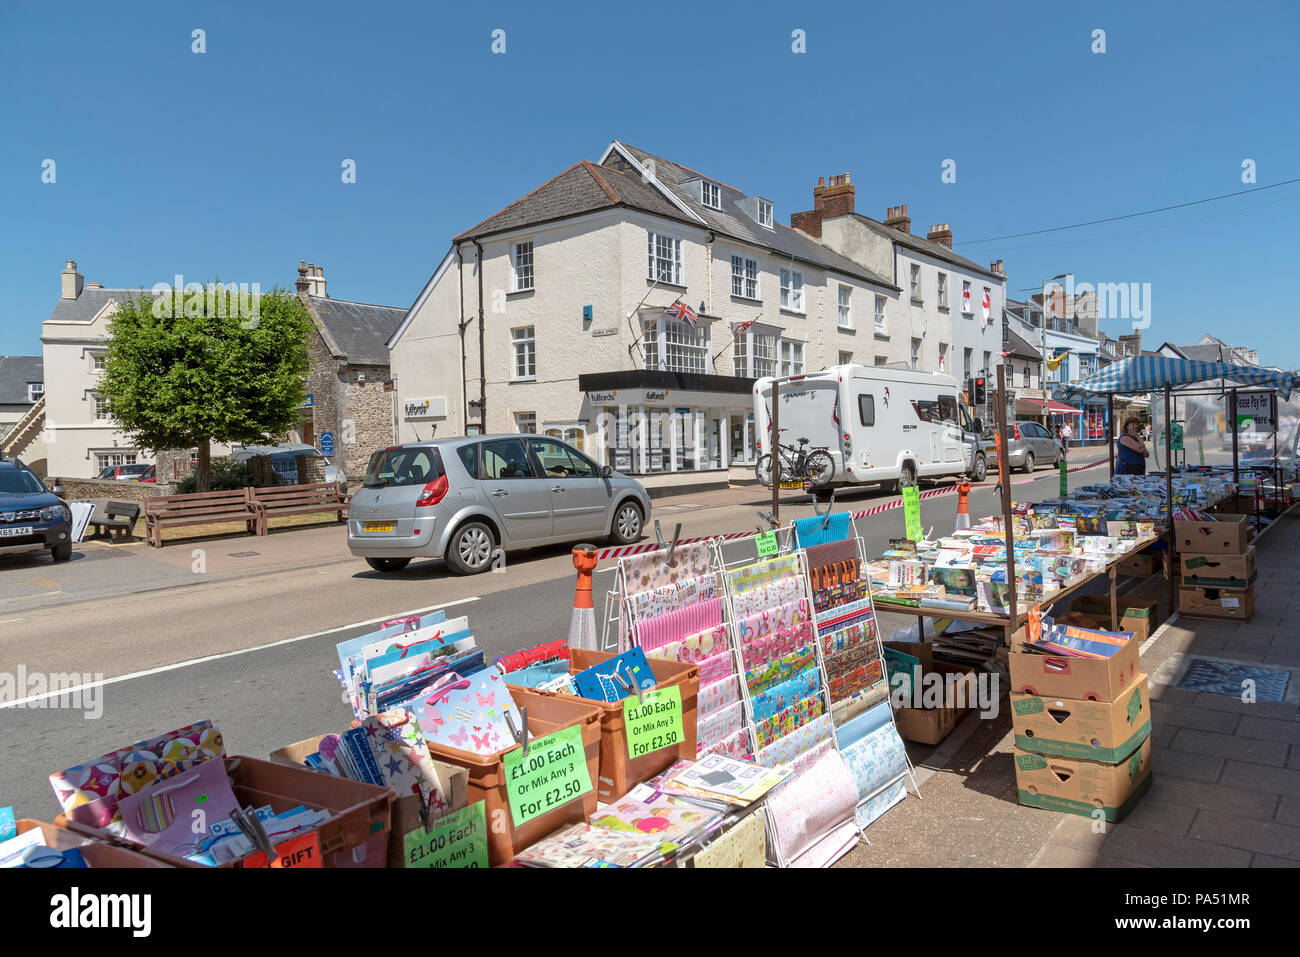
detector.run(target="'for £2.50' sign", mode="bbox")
[503,723,592,827]
[624,685,684,759]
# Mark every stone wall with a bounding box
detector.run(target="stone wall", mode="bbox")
[50,477,177,501]
[336,369,393,480]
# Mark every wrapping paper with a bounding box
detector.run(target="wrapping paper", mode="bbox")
[625,574,718,625]
[693,809,765,867]
[50,720,226,822]
[762,739,860,867]
[754,713,835,768]
[736,599,809,644]
[697,701,746,751]
[828,660,885,702]
[726,554,802,593]
[515,822,664,868]
[635,598,724,653]
[753,695,823,749]
[745,644,816,697]
[740,623,814,671]
[730,578,806,618]
[495,640,569,674]
[836,701,909,828]
[830,684,890,726]
[825,644,878,681]
[621,541,714,593]
[697,650,736,686]
[703,728,753,761]
[646,624,727,664]
[793,512,853,549]
[802,536,859,569]
[819,618,875,656]
[361,708,452,814]
[751,668,820,723]
[698,676,741,716]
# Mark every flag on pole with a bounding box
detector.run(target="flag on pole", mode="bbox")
[664,298,699,327]
[736,316,757,334]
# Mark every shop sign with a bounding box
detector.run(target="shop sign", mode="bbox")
[587,391,617,403]
[645,391,668,401]
[404,397,447,420]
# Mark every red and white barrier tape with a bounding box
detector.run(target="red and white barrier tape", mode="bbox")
[594,455,1110,561]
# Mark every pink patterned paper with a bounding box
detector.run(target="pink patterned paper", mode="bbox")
[763,739,860,868]
[736,598,809,644]
[698,676,741,716]
[703,728,752,761]
[730,578,807,619]
[740,622,814,670]
[621,541,714,593]
[646,624,727,664]
[635,598,723,652]
[697,650,736,686]
[697,700,745,750]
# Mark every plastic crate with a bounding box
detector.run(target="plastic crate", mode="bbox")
[424,688,602,865]
[15,819,178,868]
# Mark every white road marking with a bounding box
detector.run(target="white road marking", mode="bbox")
[0,618,23,626]
[0,596,479,709]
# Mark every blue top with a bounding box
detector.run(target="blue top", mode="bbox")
[1117,438,1145,468]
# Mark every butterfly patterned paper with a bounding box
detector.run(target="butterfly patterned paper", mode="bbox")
[413,669,525,757]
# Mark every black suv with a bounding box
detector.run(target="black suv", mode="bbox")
[0,458,72,562]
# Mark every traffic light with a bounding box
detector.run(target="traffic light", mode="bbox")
[973,376,987,404]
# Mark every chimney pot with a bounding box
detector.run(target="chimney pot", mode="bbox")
[61,259,84,300]
[817,176,825,188]
[844,173,850,185]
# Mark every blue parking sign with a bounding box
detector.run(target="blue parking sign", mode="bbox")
[320,431,334,456]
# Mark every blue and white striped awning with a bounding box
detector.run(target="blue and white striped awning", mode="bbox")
[1060,356,1297,401]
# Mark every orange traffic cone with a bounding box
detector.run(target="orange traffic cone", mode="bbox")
[955,481,972,531]
[569,544,599,650]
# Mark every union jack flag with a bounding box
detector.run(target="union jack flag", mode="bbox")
[664,298,699,327]
[736,316,757,334]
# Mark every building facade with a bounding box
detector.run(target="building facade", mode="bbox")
[0,355,45,471]
[388,142,901,487]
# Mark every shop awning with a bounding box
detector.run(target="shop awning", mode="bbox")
[1017,397,1083,415]
[1061,356,1297,400]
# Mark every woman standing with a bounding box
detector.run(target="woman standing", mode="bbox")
[1117,417,1149,475]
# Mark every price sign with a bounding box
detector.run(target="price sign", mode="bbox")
[404,801,488,869]
[1059,459,1068,496]
[503,724,592,827]
[624,685,684,759]
[903,485,922,542]
[755,530,778,557]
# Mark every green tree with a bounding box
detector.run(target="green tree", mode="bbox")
[101,284,312,492]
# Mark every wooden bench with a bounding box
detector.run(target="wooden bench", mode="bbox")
[142,489,263,547]
[247,482,348,528]
[87,499,142,542]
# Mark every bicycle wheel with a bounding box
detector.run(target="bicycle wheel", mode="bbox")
[755,454,777,487]
[805,450,835,485]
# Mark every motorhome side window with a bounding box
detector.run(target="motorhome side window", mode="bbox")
[910,399,941,423]
[858,394,875,427]
[937,395,959,423]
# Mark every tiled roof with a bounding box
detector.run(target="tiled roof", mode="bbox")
[45,287,152,324]
[453,160,692,241]
[853,215,1004,281]
[609,143,898,290]
[0,356,43,405]
[306,296,405,366]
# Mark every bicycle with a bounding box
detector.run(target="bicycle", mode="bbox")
[755,432,836,488]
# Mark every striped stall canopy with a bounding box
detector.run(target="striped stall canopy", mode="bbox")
[1060,356,1297,401]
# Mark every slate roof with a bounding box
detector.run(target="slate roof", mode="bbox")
[0,356,43,405]
[852,214,1004,281]
[608,143,898,290]
[45,287,153,324]
[1003,328,1042,361]
[453,160,692,242]
[306,296,405,366]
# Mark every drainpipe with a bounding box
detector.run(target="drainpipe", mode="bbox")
[456,244,470,434]
[705,231,715,315]
[473,239,486,433]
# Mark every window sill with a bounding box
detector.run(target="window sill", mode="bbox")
[508,288,535,297]
[937,305,950,313]
[837,325,855,334]
[911,298,924,306]
[647,277,687,291]
[779,307,807,318]
[731,294,762,305]
[873,332,890,341]
[510,376,537,383]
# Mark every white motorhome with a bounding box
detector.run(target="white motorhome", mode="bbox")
[753,365,988,491]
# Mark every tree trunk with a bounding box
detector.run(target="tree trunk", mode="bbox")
[196,440,212,493]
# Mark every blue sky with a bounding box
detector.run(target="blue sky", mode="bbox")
[3,0,1297,365]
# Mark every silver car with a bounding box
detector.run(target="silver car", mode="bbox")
[347,435,652,575]
[990,420,1065,473]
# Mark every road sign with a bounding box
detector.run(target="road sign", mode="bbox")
[320,431,334,456]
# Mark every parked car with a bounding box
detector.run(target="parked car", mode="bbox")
[97,463,154,481]
[347,435,651,575]
[0,457,73,562]
[987,421,1064,473]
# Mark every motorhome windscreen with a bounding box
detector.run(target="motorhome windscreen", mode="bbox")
[912,396,959,424]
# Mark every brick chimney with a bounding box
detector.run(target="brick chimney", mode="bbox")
[883,204,911,234]
[926,223,953,248]
[61,260,83,300]
[989,259,1005,276]
[302,262,327,298]
[295,260,311,298]
[790,173,855,238]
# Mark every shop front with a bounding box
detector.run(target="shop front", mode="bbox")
[577,371,756,477]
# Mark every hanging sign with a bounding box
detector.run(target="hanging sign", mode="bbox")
[404,801,488,869]
[1235,393,1273,432]
[1059,460,1068,496]
[903,485,922,542]
[755,530,778,557]
[503,724,592,827]
[624,686,684,758]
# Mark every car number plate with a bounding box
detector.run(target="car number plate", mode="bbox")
[778,481,804,490]
[0,526,34,538]
[363,521,395,533]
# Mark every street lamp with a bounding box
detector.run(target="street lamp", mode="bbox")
[1042,273,1069,422]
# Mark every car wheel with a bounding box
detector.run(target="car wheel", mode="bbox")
[446,520,496,575]
[970,454,987,483]
[51,542,72,562]
[365,557,410,573]
[610,500,643,545]
[1022,452,1035,474]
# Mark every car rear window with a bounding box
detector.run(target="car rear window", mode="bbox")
[363,447,443,488]
[457,443,479,479]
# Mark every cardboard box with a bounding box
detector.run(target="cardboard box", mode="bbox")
[885,641,978,745]
[15,819,179,868]
[1070,595,1160,641]
[1179,546,1257,589]
[1178,585,1255,621]
[1009,626,1141,702]
[1116,551,1159,579]
[1014,736,1153,823]
[1010,673,1151,763]
[1175,514,1248,554]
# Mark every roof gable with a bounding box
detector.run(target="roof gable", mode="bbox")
[306,296,405,366]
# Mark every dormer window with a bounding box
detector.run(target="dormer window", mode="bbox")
[28,383,44,402]
[757,199,773,228]
[701,180,721,210]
